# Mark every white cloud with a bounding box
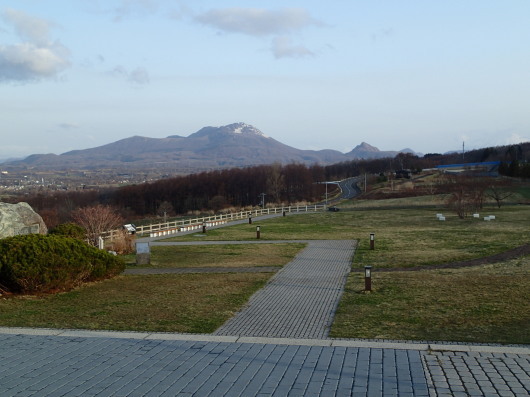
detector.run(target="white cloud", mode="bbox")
[112,0,158,22]
[195,7,321,37]
[0,8,69,83]
[271,36,314,59]
[129,67,149,84]
[109,65,150,84]
[58,122,79,130]
[0,42,70,82]
[2,8,52,46]
[194,7,322,60]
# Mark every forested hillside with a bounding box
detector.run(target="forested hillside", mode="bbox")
[12,142,530,227]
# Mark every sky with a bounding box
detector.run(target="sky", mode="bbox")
[1,0,530,160]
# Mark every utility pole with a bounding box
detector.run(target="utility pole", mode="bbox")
[259,193,266,208]
[364,173,367,193]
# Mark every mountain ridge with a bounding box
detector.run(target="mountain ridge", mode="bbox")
[4,122,418,171]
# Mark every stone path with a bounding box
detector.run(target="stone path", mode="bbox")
[214,240,356,339]
[422,349,530,396]
[0,329,528,396]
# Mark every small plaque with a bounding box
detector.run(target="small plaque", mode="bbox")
[136,242,150,254]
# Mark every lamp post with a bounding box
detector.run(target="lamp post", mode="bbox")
[370,233,375,250]
[256,225,260,239]
[364,266,372,292]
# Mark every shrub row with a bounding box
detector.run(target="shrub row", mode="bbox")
[0,234,125,294]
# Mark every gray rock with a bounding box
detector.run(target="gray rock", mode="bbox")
[0,202,47,238]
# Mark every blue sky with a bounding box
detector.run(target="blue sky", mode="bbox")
[1,0,529,160]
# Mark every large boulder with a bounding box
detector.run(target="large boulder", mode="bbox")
[0,202,47,239]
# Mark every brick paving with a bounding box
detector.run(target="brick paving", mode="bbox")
[0,329,528,396]
[214,240,356,339]
[422,350,530,397]
[0,332,431,397]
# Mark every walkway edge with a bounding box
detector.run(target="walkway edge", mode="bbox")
[1,327,527,354]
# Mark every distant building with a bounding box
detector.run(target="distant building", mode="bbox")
[436,161,500,176]
[395,169,412,179]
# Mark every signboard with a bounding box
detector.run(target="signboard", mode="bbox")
[136,242,150,254]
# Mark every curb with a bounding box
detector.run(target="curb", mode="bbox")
[1,327,528,355]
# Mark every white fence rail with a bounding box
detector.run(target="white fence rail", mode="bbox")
[127,205,325,238]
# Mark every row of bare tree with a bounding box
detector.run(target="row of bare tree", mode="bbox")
[12,150,523,231]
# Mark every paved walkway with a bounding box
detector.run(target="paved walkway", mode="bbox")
[0,328,528,396]
[214,240,356,339]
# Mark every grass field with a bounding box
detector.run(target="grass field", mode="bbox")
[1,199,529,343]
[0,243,303,332]
[147,243,305,268]
[0,273,271,333]
[166,202,530,269]
[332,257,530,344]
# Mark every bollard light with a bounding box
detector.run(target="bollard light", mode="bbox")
[249,216,252,224]
[256,225,261,239]
[364,265,372,292]
[202,224,206,233]
[370,233,375,250]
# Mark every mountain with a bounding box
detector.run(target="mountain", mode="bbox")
[5,122,416,171]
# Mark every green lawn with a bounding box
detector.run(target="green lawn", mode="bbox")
[332,257,530,344]
[1,200,529,343]
[0,273,271,333]
[147,243,305,268]
[165,203,530,269]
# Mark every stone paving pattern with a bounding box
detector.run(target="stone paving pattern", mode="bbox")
[422,350,530,397]
[214,240,356,339]
[1,330,528,396]
[0,333,430,397]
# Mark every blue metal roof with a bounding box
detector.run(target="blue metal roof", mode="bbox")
[436,161,501,169]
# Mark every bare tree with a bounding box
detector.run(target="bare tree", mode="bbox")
[71,205,123,246]
[487,184,514,208]
[445,175,484,218]
[266,163,285,203]
[157,201,174,221]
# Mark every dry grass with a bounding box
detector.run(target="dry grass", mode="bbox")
[148,243,305,268]
[331,257,530,344]
[0,273,271,333]
[2,200,529,342]
[165,205,530,269]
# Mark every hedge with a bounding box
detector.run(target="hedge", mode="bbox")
[48,223,87,240]
[0,234,125,294]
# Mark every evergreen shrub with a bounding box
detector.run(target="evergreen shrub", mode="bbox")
[0,234,125,294]
[48,223,86,240]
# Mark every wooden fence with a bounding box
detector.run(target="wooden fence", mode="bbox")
[101,204,325,241]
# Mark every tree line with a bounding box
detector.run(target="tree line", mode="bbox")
[11,142,529,227]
